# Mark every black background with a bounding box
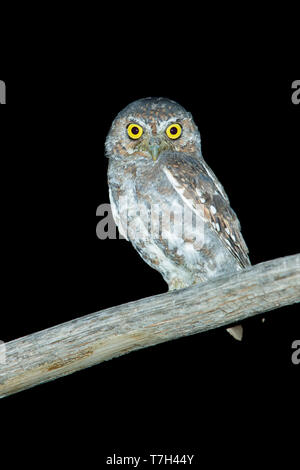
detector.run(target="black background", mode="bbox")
[0,72,299,466]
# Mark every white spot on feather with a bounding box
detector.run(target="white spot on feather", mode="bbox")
[178,242,199,264]
[163,168,195,214]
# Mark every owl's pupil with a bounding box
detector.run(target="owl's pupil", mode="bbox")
[131,126,139,135]
[170,127,178,135]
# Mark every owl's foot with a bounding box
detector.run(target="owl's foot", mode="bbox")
[168,279,189,291]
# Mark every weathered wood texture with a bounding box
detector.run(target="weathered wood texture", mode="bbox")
[1,254,299,398]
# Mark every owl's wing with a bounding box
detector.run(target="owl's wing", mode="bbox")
[162,155,250,269]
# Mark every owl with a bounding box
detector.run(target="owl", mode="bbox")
[106,98,250,340]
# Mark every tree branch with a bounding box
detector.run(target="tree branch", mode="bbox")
[1,254,299,399]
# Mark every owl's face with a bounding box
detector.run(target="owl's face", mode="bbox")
[105,97,202,162]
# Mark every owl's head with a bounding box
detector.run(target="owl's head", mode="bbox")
[105,97,202,162]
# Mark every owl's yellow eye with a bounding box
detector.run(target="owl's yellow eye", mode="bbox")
[127,123,143,140]
[166,123,182,140]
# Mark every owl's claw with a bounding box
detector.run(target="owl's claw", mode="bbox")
[168,279,189,291]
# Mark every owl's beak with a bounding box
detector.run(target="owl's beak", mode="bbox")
[149,145,160,161]
[148,138,162,162]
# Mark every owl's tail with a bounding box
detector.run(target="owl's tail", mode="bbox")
[226,325,243,341]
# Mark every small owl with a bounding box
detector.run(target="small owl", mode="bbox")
[106,98,250,340]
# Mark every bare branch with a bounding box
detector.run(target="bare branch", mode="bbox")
[1,254,299,399]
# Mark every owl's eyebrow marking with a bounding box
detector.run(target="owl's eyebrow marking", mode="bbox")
[157,117,182,133]
[126,116,146,127]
